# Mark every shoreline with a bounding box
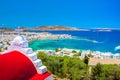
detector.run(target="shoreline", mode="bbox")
[0,31,120,60]
[35,48,120,65]
[34,48,120,60]
[29,38,119,54]
[0,31,72,52]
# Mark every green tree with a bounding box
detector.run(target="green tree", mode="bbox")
[37,52,89,80]
[91,63,102,80]
[88,53,92,57]
[55,48,60,52]
[83,56,89,65]
[102,64,120,80]
[37,51,48,62]
[79,51,81,56]
[72,50,77,53]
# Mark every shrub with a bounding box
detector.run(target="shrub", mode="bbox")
[72,50,77,53]
[55,48,60,52]
[37,52,88,80]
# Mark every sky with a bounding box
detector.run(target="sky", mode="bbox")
[0,0,120,28]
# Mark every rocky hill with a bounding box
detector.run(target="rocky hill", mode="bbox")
[26,26,79,30]
[0,28,13,32]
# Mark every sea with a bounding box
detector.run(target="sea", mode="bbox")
[29,29,120,53]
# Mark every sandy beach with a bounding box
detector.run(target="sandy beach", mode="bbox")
[89,58,120,66]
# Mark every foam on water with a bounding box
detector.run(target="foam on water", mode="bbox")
[72,37,101,43]
[115,45,120,51]
[29,30,120,53]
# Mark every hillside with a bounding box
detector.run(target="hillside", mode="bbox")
[0,28,13,32]
[26,26,79,30]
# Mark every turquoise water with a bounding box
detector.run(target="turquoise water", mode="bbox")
[29,30,120,53]
[29,38,108,52]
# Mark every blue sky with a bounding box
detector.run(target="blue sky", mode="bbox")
[0,0,120,28]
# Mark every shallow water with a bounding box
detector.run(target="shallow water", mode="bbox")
[29,30,120,53]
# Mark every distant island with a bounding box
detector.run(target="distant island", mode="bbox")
[1,26,120,32]
[25,26,79,31]
[0,28,13,32]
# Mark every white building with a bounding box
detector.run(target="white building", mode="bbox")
[6,35,52,80]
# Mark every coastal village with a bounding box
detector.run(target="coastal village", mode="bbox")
[0,27,120,80]
[1,0,120,79]
[0,27,120,66]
